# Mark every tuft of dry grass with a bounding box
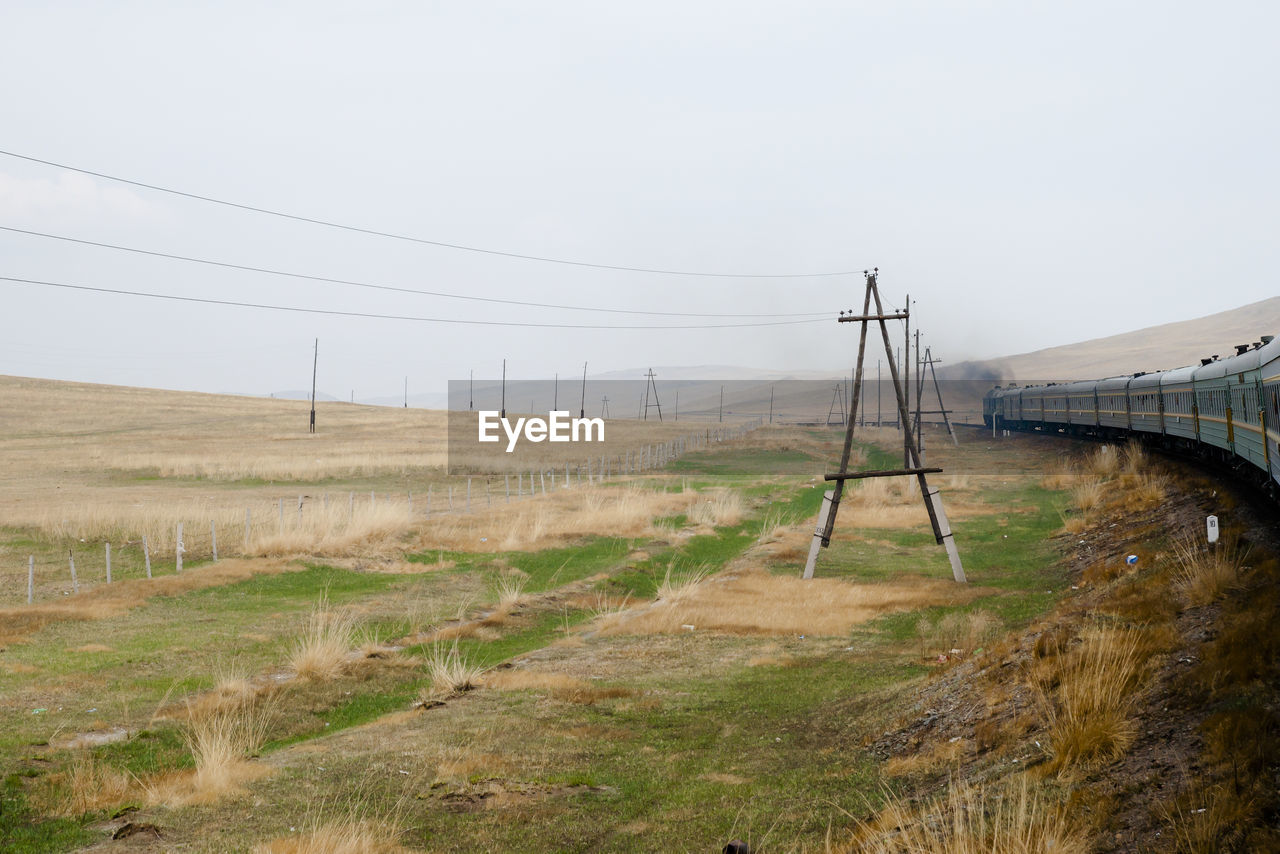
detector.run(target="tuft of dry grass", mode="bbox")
[841,777,1088,853]
[253,818,410,854]
[597,567,987,637]
[1172,533,1248,606]
[916,610,1002,659]
[153,695,278,805]
[1069,477,1106,515]
[493,574,528,609]
[36,754,134,817]
[422,640,486,701]
[1035,626,1151,775]
[655,561,712,603]
[688,489,743,527]
[482,668,635,704]
[1084,444,1121,478]
[290,596,359,681]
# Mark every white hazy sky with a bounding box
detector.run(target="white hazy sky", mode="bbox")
[2,1,1276,400]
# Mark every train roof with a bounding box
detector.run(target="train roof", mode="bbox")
[1194,335,1279,380]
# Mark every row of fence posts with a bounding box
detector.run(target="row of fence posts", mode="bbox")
[19,420,763,604]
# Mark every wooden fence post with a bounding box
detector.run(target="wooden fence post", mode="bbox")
[143,536,152,578]
[244,509,251,553]
[105,542,112,584]
[467,478,472,512]
[211,520,218,562]
[278,498,284,534]
[28,555,34,604]
[176,522,184,573]
[69,549,78,593]
[505,475,510,502]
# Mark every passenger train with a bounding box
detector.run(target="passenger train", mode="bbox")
[982,335,1280,495]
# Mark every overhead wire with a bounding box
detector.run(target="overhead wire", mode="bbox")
[0,275,831,330]
[0,225,833,318]
[0,148,862,279]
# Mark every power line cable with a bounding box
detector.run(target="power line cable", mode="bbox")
[0,225,832,318]
[0,275,830,329]
[0,149,861,279]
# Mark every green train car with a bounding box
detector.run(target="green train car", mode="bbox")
[983,335,1280,495]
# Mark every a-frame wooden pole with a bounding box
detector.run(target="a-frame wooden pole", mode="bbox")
[806,270,966,584]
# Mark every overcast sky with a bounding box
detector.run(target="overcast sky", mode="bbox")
[2,1,1276,400]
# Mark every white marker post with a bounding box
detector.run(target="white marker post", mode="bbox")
[1207,515,1220,545]
[803,491,835,580]
[28,555,34,604]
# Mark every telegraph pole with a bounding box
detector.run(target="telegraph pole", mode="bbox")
[404,376,408,408]
[601,395,610,418]
[469,370,473,411]
[643,369,662,421]
[769,385,774,424]
[500,359,506,418]
[309,338,318,434]
[554,372,559,410]
[579,362,587,419]
[719,386,724,423]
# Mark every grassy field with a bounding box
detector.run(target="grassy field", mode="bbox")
[2,375,1275,852]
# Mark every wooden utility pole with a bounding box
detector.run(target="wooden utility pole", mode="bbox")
[804,270,966,584]
[501,359,507,418]
[769,385,774,424]
[642,369,663,420]
[309,338,318,434]
[579,362,587,418]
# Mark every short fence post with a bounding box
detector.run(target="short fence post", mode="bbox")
[244,509,251,553]
[69,549,78,593]
[297,495,303,527]
[540,471,546,495]
[467,478,472,512]
[505,475,510,502]
[518,472,523,495]
[408,491,413,513]
[105,542,112,584]
[211,520,218,562]
[278,498,284,534]
[176,522,184,573]
[349,491,354,518]
[486,479,491,506]
[143,536,152,578]
[28,555,34,604]
[448,485,454,509]
[427,485,433,515]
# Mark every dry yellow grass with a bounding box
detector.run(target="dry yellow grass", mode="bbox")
[422,640,486,700]
[841,777,1088,853]
[148,696,278,806]
[411,486,689,552]
[687,488,743,527]
[596,567,987,637]
[482,668,635,704]
[253,819,411,854]
[35,753,134,817]
[291,596,360,680]
[1036,626,1152,775]
[1172,533,1247,606]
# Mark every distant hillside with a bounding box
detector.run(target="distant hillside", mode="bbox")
[942,297,1280,384]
